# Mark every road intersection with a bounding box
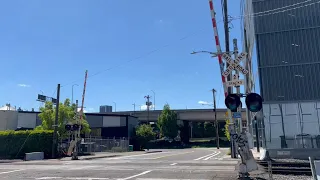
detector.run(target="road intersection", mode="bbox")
[0,148,240,180]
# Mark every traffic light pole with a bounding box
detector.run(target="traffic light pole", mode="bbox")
[72,100,79,160]
[52,84,60,159]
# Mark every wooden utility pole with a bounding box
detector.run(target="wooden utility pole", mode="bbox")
[144,95,151,124]
[212,89,220,149]
[223,0,231,93]
[52,84,60,158]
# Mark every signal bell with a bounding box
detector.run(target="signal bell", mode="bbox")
[225,94,241,112]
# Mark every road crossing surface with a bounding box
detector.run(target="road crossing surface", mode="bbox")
[0,148,240,180]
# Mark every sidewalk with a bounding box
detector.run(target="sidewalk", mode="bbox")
[60,149,163,161]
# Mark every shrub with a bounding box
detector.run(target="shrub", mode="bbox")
[0,130,54,159]
[135,124,156,149]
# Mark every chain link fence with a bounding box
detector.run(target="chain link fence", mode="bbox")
[80,137,129,154]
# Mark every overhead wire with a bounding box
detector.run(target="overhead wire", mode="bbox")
[230,0,319,20]
[61,19,228,88]
[52,0,320,97]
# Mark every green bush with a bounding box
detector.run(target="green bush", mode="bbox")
[0,130,54,159]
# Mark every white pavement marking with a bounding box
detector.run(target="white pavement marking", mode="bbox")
[36,177,109,180]
[136,179,210,180]
[120,170,152,180]
[69,165,100,170]
[109,152,169,159]
[194,151,220,160]
[152,151,194,159]
[0,169,24,174]
[203,151,221,160]
[170,163,177,166]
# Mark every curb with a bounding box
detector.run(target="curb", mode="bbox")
[81,154,120,160]
[145,150,162,154]
[81,151,163,160]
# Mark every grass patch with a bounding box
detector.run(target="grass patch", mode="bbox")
[226,149,231,155]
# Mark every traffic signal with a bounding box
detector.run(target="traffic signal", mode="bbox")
[73,124,79,131]
[225,94,241,112]
[245,93,263,112]
[65,124,72,131]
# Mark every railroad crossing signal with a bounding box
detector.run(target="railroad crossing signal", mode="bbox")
[226,74,245,87]
[222,52,248,77]
[225,94,241,112]
[245,93,263,112]
[225,93,263,112]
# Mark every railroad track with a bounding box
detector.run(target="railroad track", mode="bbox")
[256,160,312,175]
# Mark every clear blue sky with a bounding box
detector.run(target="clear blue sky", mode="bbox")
[0,0,259,112]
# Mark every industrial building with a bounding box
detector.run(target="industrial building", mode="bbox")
[244,0,320,158]
[0,108,138,139]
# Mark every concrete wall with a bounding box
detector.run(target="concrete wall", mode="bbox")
[0,110,18,130]
[118,109,247,122]
[263,101,320,149]
[17,112,37,128]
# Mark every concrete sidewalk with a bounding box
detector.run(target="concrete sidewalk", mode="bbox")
[60,150,163,161]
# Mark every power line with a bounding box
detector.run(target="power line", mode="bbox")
[61,20,228,88]
[231,0,320,20]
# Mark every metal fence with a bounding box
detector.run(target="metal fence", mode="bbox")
[81,137,129,153]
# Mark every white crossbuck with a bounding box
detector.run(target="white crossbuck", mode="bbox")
[222,52,248,77]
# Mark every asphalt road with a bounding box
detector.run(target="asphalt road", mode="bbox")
[0,148,240,180]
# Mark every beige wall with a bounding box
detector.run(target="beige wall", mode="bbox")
[17,113,37,128]
[0,111,18,130]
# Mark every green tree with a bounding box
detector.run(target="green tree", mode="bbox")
[204,122,215,137]
[35,98,90,137]
[224,119,230,141]
[157,104,178,139]
[136,124,156,149]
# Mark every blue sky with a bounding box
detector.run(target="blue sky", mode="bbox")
[0,0,259,112]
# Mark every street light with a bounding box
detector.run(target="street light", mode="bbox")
[113,102,116,112]
[72,84,79,104]
[151,90,155,110]
[191,50,234,57]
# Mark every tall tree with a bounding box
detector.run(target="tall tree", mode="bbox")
[157,104,178,139]
[35,99,90,137]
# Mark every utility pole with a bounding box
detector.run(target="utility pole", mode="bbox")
[212,88,219,149]
[132,103,136,112]
[151,90,155,110]
[223,0,237,159]
[52,84,60,159]
[233,39,243,133]
[144,95,151,124]
[223,0,231,91]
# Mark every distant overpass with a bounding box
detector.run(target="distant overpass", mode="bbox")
[110,108,247,123]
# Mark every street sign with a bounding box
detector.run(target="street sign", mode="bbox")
[232,112,242,118]
[226,74,244,87]
[222,52,248,77]
[226,80,244,87]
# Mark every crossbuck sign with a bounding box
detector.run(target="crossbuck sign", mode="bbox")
[222,52,248,77]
